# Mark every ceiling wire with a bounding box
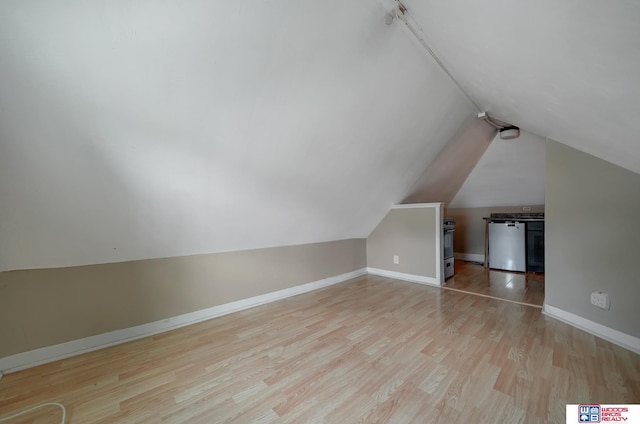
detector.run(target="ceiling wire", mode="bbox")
[481,115,510,130]
[389,3,519,137]
[392,4,483,114]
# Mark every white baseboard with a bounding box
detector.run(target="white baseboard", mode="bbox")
[454,252,485,263]
[543,303,640,355]
[366,267,440,287]
[0,268,367,374]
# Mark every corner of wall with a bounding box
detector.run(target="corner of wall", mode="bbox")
[366,204,442,286]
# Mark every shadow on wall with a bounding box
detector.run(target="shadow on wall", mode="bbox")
[402,117,496,204]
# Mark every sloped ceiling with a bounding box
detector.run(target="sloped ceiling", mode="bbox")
[449,131,546,208]
[402,0,640,175]
[4,0,637,271]
[0,0,473,270]
[402,117,496,204]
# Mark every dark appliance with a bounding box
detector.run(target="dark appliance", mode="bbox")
[526,221,545,273]
[443,217,455,279]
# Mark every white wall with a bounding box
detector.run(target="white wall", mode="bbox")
[449,131,546,208]
[0,0,473,270]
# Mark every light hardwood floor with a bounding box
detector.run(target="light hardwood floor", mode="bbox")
[443,261,545,307]
[0,275,638,423]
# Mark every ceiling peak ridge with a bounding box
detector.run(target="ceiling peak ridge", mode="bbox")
[381,0,520,139]
[381,0,480,113]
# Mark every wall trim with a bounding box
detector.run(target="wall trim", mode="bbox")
[542,303,640,355]
[0,268,367,374]
[392,202,444,209]
[366,267,440,287]
[454,252,485,263]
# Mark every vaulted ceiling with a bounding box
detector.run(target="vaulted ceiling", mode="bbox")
[402,0,640,175]
[0,0,637,270]
[0,0,471,270]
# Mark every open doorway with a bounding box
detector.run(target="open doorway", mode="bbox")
[443,260,544,308]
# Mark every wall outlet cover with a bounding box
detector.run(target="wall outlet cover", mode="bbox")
[393,255,399,264]
[590,291,610,310]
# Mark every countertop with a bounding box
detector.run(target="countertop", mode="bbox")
[483,217,545,222]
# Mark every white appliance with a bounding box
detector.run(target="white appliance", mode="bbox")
[488,222,526,272]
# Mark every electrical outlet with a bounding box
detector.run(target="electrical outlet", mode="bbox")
[590,291,610,310]
[522,206,532,212]
[393,255,399,264]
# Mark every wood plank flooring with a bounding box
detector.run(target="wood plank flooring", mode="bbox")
[0,274,638,423]
[444,261,545,307]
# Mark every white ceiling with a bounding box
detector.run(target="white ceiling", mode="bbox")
[402,0,640,175]
[2,0,638,270]
[449,131,546,208]
[0,0,472,270]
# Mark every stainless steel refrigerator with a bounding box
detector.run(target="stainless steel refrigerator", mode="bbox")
[488,222,526,272]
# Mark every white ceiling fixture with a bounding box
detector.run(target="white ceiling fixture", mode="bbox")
[380,0,520,139]
[477,112,520,140]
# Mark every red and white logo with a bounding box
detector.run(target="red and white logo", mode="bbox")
[568,405,639,423]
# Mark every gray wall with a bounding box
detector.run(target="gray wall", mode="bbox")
[0,239,366,358]
[366,208,437,278]
[445,205,545,257]
[546,140,640,338]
